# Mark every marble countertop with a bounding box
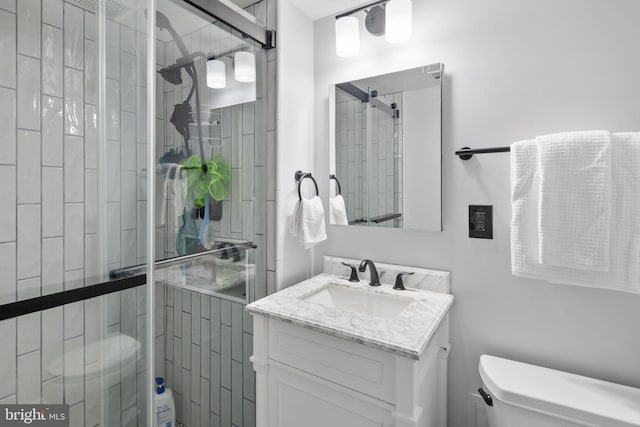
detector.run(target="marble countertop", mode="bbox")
[246,273,454,360]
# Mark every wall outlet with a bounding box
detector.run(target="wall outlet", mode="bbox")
[469,205,493,239]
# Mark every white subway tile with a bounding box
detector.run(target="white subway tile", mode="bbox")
[0,88,16,164]
[64,135,84,202]
[17,288,40,354]
[64,203,84,271]
[0,319,16,399]
[106,79,120,140]
[105,20,120,79]
[85,104,97,168]
[121,26,135,55]
[121,53,136,112]
[84,11,96,41]
[17,0,40,58]
[17,350,40,404]
[42,167,63,237]
[0,0,14,12]
[84,170,97,234]
[84,298,100,365]
[17,55,40,130]
[121,171,136,229]
[107,202,120,265]
[42,0,62,28]
[84,234,99,280]
[121,229,136,267]
[64,336,84,405]
[64,300,83,340]
[0,243,16,304]
[42,237,63,294]
[42,96,63,166]
[84,366,102,421]
[42,377,63,404]
[42,24,63,97]
[121,112,136,171]
[17,204,40,279]
[84,39,97,105]
[0,10,16,88]
[41,306,63,382]
[17,130,40,204]
[64,67,83,135]
[63,3,83,69]
[106,140,121,202]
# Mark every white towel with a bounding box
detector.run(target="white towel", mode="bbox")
[157,163,187,226]
[537,131,611,270]
[511,133,640,293]
[289,196,327,249]
[330,195,349,225]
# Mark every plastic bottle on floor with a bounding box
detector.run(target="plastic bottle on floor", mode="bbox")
[153,377,176,427]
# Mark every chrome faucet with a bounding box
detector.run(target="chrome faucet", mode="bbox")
[358,259,381,286]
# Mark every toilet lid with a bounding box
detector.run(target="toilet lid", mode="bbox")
[49,334,140,380]
[479,355,640,427]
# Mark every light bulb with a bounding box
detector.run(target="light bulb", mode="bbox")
[385,0,412,43]
[206,59,226,88]
[335,16,360,57]
[234,51,256,83]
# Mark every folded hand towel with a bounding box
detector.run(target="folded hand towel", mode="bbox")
[289,196,327,249]
[330,195,349,225]
[511,133,640,293]
[537,131,611,271]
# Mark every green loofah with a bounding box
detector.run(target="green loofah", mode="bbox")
[181,155,230,208]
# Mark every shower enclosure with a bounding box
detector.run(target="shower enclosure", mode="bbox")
[0,0,274,425]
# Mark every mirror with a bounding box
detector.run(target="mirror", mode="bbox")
[329,63,443,231]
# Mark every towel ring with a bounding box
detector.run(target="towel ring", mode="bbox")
[329,174,342,195]
[295,170,319,201]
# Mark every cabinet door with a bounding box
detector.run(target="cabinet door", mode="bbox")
[268,365,394,427]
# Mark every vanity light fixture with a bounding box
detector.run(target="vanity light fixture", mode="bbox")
[335,0,412,57]
[335,15,361,57]
[234,51,256,82]
[385,0,412,43]
[206,58,227,88]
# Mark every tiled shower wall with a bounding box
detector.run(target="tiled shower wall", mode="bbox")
[335,92,401,226]
[158,0,277,426]
[0,0,154,425]
[335,98,366,222]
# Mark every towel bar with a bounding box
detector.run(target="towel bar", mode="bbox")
[455,146,511,160]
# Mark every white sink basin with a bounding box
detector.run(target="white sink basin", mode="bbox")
[303,284,413,320]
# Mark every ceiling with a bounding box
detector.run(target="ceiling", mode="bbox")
[290,0,369,20]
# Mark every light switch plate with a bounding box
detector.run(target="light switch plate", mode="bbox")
[469,205,493,239]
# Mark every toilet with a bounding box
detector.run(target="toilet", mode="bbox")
[478,355,640,427]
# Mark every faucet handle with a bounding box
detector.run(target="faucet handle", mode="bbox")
[341,262,360,282]
[393,271,414,290]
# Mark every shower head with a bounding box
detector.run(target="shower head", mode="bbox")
[147,9,192,60]
[159,65,183,85]
[155,10,172,32]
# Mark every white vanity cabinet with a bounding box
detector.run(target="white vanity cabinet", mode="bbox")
[251,314,450,427]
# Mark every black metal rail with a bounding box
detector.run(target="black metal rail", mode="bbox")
[0,274,146,322]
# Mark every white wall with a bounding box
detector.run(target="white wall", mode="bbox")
[276,0,317,289]
[313,1,640,426]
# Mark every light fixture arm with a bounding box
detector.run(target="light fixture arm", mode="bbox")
[335,0,389,19]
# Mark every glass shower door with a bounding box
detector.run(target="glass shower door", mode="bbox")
[0,0,153,425]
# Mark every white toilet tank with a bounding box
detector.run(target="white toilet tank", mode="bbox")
[478,355,640,427]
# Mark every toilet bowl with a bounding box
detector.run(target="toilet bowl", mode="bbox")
[478,355,640,427]
[49,333,141,386]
